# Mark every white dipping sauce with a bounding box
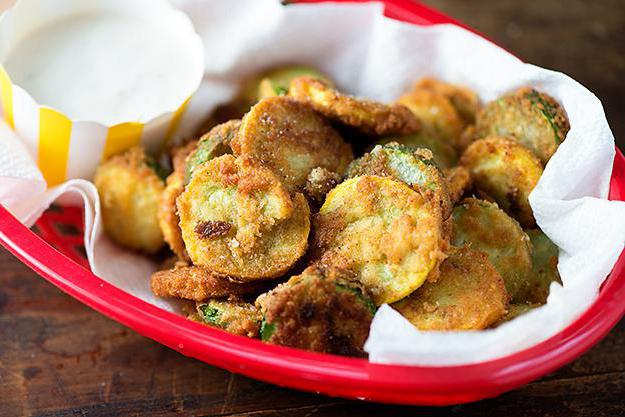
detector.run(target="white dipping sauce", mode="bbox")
[4,12,201,125]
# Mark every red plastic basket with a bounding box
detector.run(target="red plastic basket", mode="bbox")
[1,0,624,406]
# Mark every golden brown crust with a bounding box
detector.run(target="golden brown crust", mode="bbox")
[196,299,261,337]
[171,140,199,174]
[151,265,268,301]
[397,89,466,150]
[444,166,472,205]
[393,247,509,331]
[94,146,165,253]
[259,265,374,357]
[346,143,452,218]
[413,78,480,125]
[178,154,310,280]
[474,87,569,164]
[289,76,420,136]
[312,175,447,305]
[158,171,189,261]
[460,136,543,227]
[232,96,352,192]
[185,120,240,184]
[451,198,532,300]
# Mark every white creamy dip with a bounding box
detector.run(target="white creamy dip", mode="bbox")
[3,12,202,125]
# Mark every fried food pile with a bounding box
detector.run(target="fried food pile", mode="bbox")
[94,66,568,357]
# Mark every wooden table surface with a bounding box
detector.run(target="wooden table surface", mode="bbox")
[1,1,624,416]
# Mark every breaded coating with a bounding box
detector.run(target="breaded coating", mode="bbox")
[393,247,508,330]
[178,154,310,280]
[303,167,342,207]
[492,303,539,326]
[171,139,199,174]
[414,78,480,124]
[258,265,375,357]
[289,76,421,136]
[376,132,458,169]
[313,175,447,305]
[151,265,267,301]
[444,166,472,205]
[185,120,240,184]
[452,198,532,301]
[196,299,261,337]
[397,89,466,150]
[515,229,561,304]
[94,146,165,253]
[158,171,189,261]
[474,87,569,164]
[346,143,452,218]
[257,66,333,100]
[232,96,352,192]
[460,136,543,227]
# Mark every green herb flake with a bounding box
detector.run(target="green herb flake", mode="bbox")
[260,318,276,341]
[199,304,221,326]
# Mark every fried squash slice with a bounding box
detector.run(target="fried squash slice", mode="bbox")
[232,96,352,192]
[452,198,532,301]
[184,119,240,185]
[393,247,508,331]
[474,87,569,164]
[313,175,446,305]
[289,76,421,136]
[346,143,452,218]
[376,132,458,169]
[178,154,310,280]
[257,264,374,356]
[397,89,466,150]
[151,264,268,301]
[95,146,166,253]
[413,77,480,124]
[196,299,262,338]
[516,229,561,304]
[460,136,543,227]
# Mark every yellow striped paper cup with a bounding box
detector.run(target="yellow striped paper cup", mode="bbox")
[0,0,204,187]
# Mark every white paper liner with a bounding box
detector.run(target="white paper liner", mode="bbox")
[1,0,624,366]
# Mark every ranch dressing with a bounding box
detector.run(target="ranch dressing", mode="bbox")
[3,12,201,125]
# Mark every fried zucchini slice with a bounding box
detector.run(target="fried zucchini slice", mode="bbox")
[474,87,570,164]
[460,136,543,227]
[94,146,165,253]
[346,143,452,218]
[515,229,561,304]
[393,247,508,330]
[151,265,268,301]
[376,132,458,169]
[258,265,374,356]
[178,154,310,280]
[171,139,199,174]
[158,171,188,261]
[289,76,420,136]
[444,166,472,205]
[492,303,540,326]
[313,175,446,305]
[232,96,352,192]
[159,141,200,260]
[452,198,532,300]
[257,66,332,100]
[197,299,261,337]
[397,89,465,150]
[413,78,480,124]
[184,120,240,185]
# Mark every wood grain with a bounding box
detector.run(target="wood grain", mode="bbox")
[1,0,624,416]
